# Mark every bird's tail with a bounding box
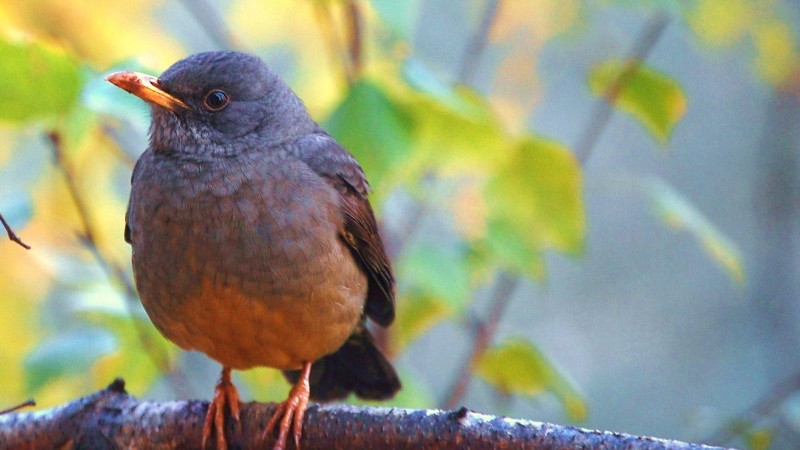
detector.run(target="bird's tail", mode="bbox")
[283,323,400,401]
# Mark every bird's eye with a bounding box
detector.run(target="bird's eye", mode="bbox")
[203,89,230,111]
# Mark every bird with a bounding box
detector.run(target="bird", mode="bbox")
[106,51,400,450]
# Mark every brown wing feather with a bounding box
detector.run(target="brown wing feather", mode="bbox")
[335,175,395,326]
[290,134,395,327]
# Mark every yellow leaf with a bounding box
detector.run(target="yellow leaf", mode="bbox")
[476,338,587,421]
[753,19,798,85]
[486,137,585,257]
[689,0,753,47]
[0,0,184,67]
[392,294,452,353]
[747,428,773,450]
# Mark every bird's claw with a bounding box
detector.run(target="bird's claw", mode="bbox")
[202,368,241,450]
[264,362,311,450]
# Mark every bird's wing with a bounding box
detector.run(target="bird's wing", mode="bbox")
[292,134,395,327]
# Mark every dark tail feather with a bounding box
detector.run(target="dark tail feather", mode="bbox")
[283,325,400,401]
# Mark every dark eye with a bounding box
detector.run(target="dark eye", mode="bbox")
[203,89,229,111]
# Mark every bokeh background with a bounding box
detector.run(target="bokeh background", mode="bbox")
[1,1,799,449]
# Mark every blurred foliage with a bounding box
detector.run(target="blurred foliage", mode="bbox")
[645,177,744,285]
[0,1,796,446]
[588,60,686,144]
[475,337,587,421]
[747,428,774,450]
[0,36,82,122]
[688,0,799,86]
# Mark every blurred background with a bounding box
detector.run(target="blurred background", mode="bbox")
[1,1,799,448]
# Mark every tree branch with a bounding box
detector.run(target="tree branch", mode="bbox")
[0,211,30,250]
[704,369,800,445]
[344,0,363,79]
[457,0,501,85]
[441,271,519,408]
[0,399,35,416]
[0,379,728,450]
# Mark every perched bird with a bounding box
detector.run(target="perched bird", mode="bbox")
[106,51,400,450]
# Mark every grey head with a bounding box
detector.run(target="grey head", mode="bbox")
[147,51,320,156]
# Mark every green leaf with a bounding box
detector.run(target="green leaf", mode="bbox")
[588,60,686,143]
[0,36,82,122]
[408,88,509,173]
[476,338,587,421]
[24,328,117,392]
[398,244,472,309]
[393,293,453,353]
[324,80,413,185]
[484,218,545,279]
[484,137,585,277]
[645,177,745,285]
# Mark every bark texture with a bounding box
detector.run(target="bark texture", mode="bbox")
[0,379,728,449]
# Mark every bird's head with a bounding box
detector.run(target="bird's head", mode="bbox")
[107,51,317,156]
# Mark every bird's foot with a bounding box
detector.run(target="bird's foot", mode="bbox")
[202,367,241,450]
[264,362,312,450]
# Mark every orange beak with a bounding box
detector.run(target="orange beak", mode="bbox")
[106,71,190,112]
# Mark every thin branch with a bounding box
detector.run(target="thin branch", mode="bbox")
[178,0,242,51]
[0,379,729,450]
[46,131,188,398]
[0,399,35,416]
[457,0,501,85]
[440,13,672,410]
[345,0,364,79]
[441,271,519,409]
[313,1,354,86]
[704,369,800,445]
[574,13,670,164]
[0,211,30,250]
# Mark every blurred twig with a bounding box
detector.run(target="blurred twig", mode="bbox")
[705,369,800,445]
[441,271,519,409]
[0,212,30,250]
[178,0,242,51]
[313,1,355,85]
[0,399,34,416]
[574,13,670,164]
[457,0,501,85]
[345,0,363,79]
[46,130,188,398]
[439,13,672,409]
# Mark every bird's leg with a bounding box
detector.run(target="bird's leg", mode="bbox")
[265,361,312,450]
[202,367,242,450]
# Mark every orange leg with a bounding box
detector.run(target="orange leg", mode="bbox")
[202,367,242,450]
[264,362,312,450]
